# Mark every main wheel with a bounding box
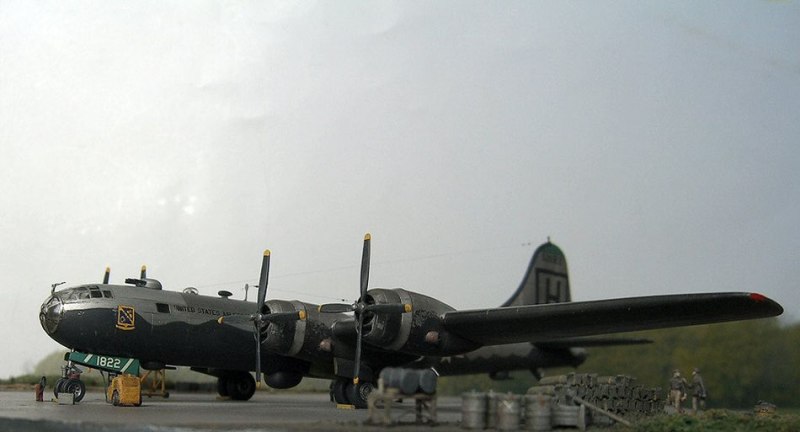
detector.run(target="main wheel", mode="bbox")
[346,381,375,409]
[64,378,86,402]
[217,376,230,397]
[226,372,256,401]
[332,379,349,405]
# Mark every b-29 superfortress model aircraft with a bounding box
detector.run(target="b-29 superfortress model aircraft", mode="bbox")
[40,235,783,407]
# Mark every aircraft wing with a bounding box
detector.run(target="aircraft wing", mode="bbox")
[442,292,783,346]
[533,336,652,349]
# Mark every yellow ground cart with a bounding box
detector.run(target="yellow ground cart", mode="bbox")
[107,374,142,406]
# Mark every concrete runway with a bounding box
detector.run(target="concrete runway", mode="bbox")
[0,390,464,431]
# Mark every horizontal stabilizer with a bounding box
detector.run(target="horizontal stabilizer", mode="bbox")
[443,292,783,346]
[534,337,652,349]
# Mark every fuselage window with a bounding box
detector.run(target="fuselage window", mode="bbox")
[65,287,90,302]
[156,303,170,313]
[89,288,103,298]
[102,290,113,298]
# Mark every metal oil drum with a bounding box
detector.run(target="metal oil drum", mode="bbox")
[486,390,498,429]
[552,404,580,427]
[461,392,487,430]
[524,394,552,432]
[496,393,521,431]
[380,367,419,395]
[418,368,438,395]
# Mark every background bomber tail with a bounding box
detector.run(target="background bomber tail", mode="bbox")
[502,240,571,307]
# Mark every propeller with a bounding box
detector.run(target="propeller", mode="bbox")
[318,233,409,385]
[103,267,110,284]
[216,250,304,387]
[140,265,147,279]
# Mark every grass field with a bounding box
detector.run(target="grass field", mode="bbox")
[607,409,800,432]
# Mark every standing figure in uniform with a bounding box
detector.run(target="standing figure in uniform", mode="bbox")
[34,376,46,402]
[691,367,707,414]
[668,369,687,413]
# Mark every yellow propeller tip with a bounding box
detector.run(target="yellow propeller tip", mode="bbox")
[364,233,371,241]
[404,304,412,313]
[298,310,307,320]
[217,317,224,324]
[264,249,271,257]
[141,265,146,271]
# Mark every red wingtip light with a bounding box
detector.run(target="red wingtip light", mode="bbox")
[749,293,767,302]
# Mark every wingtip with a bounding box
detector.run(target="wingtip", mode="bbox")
[749,292,784,316]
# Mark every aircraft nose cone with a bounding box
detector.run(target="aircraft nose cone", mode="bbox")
[40,295,63,335]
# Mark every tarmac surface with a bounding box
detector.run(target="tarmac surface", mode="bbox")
[0,390,465,432]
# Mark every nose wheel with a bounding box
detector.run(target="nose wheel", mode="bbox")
[54,360,86,403]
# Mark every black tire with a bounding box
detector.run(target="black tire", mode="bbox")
[217,377,229,397]
[64,378,86,403]
[226,373,256,401]
[53,378,66,398]
[346,381,374,409]
[112,390,120,406]
[332,379,349,405]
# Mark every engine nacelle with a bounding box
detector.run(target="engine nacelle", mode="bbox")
[262,300,307,356]
[262,300,334,362]
[359,288,479,357]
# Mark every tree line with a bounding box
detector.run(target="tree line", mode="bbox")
[438,318,799,409]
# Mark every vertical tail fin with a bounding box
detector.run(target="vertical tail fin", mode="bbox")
[502,241,571,307]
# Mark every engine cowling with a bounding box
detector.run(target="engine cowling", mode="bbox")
[261,300,335,362]
[261,300,306,356]
[357,288,479,357]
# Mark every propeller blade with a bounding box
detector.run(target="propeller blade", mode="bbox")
[256,250,270,312]
[360,233,371,301]
[352,308,365,384]
[351,233,372,385]
[318,303,354,314]
[140,265,147,279]
[216,314,254,325]
[254,321,262,388]
[103,267,110,284]
[253,249,271,390]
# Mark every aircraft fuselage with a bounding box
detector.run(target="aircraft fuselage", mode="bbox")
[40,283,574,384]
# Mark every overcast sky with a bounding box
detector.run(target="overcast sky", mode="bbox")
[1,1,797,378]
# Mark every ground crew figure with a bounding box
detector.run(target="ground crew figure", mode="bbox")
[668,369,687,413]
[34,376,46,402]
[691,367,707,414]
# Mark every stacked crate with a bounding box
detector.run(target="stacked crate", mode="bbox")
[527,372,664,424]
